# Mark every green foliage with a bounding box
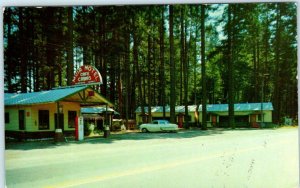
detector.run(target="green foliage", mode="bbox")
[3,3,297,123]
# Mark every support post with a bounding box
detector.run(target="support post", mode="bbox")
[104,103,110,138]
[55,102,64,142]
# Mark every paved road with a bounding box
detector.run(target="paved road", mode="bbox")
[5,128,299,188]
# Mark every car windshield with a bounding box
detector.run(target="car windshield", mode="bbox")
[158,120,169,124]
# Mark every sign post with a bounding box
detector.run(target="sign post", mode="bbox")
[72,65,104,141]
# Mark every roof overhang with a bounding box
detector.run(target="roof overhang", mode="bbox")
[5,85,114,107]
[60,87,114,107]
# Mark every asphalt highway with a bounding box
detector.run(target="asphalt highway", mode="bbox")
[5,127,299,188]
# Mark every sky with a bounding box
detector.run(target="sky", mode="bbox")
[208,4,226,41]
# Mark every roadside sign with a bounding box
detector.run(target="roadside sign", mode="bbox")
[72,65,102,85]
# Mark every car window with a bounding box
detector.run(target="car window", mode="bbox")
[153,121,158,124]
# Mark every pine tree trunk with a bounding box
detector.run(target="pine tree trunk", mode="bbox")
[6,8,13,92]
[147,8,153,122]
[160,6,166,119]
[180,7,184,106]
[100,14,107,97]
[169,5,176,124]
[124,19,130,127]
[117,58,123,119]
[228,4,235,129]
[67,7,74,85]
[183,6,189,129]
[274,4,281,124]
[201,4,207,130]
[147,33,152,122]
[19,8,27,93]
[132,20,145,122]
[45,8,55,90]
[109,32,116,103]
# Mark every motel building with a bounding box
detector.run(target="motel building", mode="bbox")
[201,102,273,128]
[4,65,114,140]
[135,102,273,128]
[135,105,199,128]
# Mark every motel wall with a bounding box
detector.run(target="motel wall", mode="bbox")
[135,111,198,125]
[135,106,273,128]
[201,110,273,127]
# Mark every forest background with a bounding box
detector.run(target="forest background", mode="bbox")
[3,3,297,127]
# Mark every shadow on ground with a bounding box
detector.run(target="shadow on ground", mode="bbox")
[5,127,283,150]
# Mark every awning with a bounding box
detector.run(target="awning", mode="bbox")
[81,106,119,115]
[81,113,104,120]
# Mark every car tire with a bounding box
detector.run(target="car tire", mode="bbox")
[141,128,148,133]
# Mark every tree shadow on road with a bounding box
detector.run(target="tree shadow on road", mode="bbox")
[6,128,276,150]
[82,128,226,145]
[5,139,63,150]
[5,128,224,150]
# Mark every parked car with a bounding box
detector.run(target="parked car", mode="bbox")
[139,120,178,133]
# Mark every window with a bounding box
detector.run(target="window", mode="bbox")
[258,114,263,121]
[68,111,77,128]
[206,114,210,121]
[39,110,49,130]
[5,112,9,123]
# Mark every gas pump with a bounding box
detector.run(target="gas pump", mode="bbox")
[103,124,110,138]
[103,105,110,138]
[75,116,84,141]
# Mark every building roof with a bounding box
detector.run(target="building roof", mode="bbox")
[135,105,198,113]
[81,107,119,115]
[201,102,273,112]
[5,85,113,107]
[135,103,273,113]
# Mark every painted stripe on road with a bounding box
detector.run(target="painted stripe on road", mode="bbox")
[44,140,292,188]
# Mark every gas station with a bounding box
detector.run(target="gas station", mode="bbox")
[71,65,114,141]
[4,65,114,141]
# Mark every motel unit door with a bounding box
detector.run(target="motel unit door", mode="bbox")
[250,114,259,128]
[19,110,25,130]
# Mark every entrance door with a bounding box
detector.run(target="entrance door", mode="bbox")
[250,114,258,128]
[212,115,217,126]
[178,115,184,128]
[55,113,64,130]
[19,110,25,130]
